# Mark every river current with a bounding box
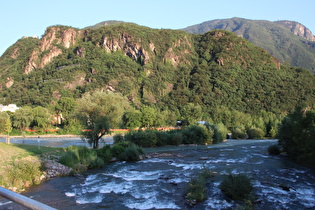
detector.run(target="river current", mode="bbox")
[1,139,315,209]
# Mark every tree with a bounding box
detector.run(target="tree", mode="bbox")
[180,103,203,125]
[55,97,77,125]
[140,106,157,128]
[12,106,33,131]
[76,90,131,148]
[278,107,315,167]
[124,110,142,129]
[0,112,12,144]
[32,106,52,130]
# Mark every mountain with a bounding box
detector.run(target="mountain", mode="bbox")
[0,23,314,117]
[183,17,315,72]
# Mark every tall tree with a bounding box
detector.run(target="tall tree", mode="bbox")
[76,90,131,148]
[12,106,33,131]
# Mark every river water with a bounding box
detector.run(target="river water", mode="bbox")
[1,139,315,209]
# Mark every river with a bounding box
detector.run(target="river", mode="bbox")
[1,139,315,209]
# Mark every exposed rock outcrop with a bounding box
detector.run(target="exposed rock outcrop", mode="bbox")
[275,20,315,42]
[101,32,150,64]
[23,27,80,74]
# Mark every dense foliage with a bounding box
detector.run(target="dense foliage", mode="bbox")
[278,107,315,168]
[0,23,314,137]
[183,17,315,72]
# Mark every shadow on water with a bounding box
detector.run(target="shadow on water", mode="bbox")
[1,139,315,209]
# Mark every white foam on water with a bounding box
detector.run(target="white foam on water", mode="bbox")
[205,197,233,209]
[124,195,180,209]
[206,156,248,164]
[99,180,134,194]
[140,158,170,163]
[65,192,76,197]
[105,169,162,181]
[296,187,315,208]
[169,162,204,170]
[76,194,104,204]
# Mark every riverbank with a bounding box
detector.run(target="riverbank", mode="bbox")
[0,143,71,193]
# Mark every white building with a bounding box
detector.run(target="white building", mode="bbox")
[0,104,19,112]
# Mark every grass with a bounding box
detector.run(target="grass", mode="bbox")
[0,143,63,191]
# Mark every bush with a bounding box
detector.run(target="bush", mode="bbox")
[247,127,265,139]
[1,160,43,191]
[124,130,158,147]
[111,141,144,161]
[170,132,183,145]
[59,146,105,172]
[219,173,253,200]
[232,127,247,139]
[209,123,228,143]
[119,144,144,161]
[113,133,124,143]
[96,145,112,163]
[268,144,281,155]
[181,125,213,145]
[185,168,215,206]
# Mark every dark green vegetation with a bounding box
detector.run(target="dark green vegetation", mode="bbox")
[278,107,315,168]
[183,17,315,72]
[185,168,215,206]
[59,143,144,173]
[0,22,314,142]
[0,143,63,192]
[219,173,253,201]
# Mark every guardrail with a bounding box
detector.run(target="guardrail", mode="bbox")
[0,187,56,210]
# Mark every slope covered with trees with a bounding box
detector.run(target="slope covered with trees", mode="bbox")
[0,23,314,135]
[183,17,315,72]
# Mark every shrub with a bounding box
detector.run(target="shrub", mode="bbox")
[155,131,170,146]
[111,141,144,161]
[59,146,105,172]
[119,144,144,161]
[247,127,265,139]
[232,127,247,139]
[219,173,253,200]
[268,144,281,155]
[113,133,124,143]
[181,125,212,145]
[96,145,112,163]
[1,160,43,191]
[170,132,183,145]
[210,123,228,143]
[185,168,215,206]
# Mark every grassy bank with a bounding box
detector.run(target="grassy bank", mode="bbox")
[0,143,63,192]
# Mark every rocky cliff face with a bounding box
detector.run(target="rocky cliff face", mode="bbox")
[23,27,81,74]
[275,20,315,42]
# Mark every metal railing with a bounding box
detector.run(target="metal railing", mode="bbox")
[0,187,56,210]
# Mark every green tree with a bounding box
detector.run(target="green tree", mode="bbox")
[278,107,315,167]
[12,106,33,131]
[140,106,157,128]
[0,112,12,144]
[124,110,142,129]
[55,97,77,123]
[180,103,203,125]
[32,106,52,130]
[76,90,131,148]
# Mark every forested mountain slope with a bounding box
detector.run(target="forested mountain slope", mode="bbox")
[0,23,314,117]
[183,17,315,72]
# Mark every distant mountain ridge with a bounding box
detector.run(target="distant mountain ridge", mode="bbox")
[183,17,315,72]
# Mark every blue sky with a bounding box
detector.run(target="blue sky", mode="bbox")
[1,0,314,56]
